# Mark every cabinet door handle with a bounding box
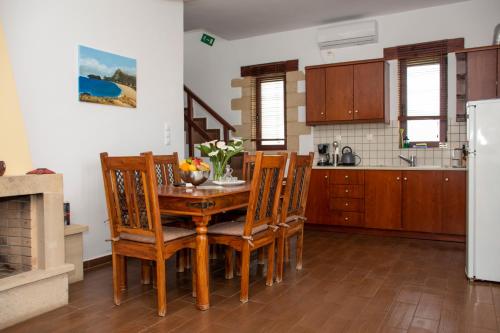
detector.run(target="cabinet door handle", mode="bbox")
[344,217,349,221]
[348,110,352,114]
[354,110,359,113]
[320,112,324,115]
[344,175,349,179]
[345,189,349,193]
[324,175,328,179]
[345,202,349,206]
[403,177,408,181]
[445,177,449,182]
[396,177,400,181]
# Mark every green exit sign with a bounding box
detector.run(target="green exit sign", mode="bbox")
[201,33,215,46]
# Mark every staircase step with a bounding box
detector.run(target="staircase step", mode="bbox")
[191,128,219,145]
[193,118,207,130]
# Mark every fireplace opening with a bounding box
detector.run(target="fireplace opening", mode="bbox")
[0,195,31,279]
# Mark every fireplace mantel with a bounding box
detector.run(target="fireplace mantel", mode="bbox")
[0,174,73,329]
[0,174,63,197]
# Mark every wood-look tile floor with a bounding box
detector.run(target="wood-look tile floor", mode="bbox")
[4,231,500,333]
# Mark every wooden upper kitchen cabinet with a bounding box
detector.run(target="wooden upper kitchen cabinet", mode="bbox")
[353,61,386,121]
[304,169,330,224]
[441,171,466,235]
[305,58,388,125]
[466,49,498,100]
[456,45,500,121]
[325,65,354,121]
[364,170,402,230]
[305,68,326,122]
[402,171,443,233]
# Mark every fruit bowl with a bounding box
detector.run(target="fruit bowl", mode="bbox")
[179,170,210,186]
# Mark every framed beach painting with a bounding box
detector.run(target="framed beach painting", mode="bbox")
[78,45,136,108]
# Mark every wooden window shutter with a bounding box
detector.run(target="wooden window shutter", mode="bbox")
[387,38,462,146]
[249,77,257,141]
[241,60,298,77]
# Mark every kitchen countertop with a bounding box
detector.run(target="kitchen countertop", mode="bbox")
[313,165,467,171]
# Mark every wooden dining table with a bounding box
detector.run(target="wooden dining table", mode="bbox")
[157,182,251,310]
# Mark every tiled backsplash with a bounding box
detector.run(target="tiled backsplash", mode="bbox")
[313,120,467,167]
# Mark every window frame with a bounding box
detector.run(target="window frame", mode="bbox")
[399,57,448,148]
[384,38,464,148]
[256,74,287,151]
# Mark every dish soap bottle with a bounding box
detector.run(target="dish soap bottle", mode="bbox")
[403,136,410,148]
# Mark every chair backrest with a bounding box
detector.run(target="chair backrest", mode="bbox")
[152,153,181,185]
[100,152,163,245]
[241,152,256,182]
[280,152,314,223]
[243,152,288,236]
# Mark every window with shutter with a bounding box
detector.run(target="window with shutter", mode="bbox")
[256,76,286,150]
[384,38,464,147]
[240,59,298,151]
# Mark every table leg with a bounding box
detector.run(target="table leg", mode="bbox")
[193,215,210,310]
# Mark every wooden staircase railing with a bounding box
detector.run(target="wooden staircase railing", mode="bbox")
[184,85,236,156]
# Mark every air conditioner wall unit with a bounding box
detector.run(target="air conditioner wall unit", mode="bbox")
[317,20,378,49]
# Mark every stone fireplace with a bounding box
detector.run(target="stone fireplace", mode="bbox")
[0,195,32,278]
[0,175,73,329]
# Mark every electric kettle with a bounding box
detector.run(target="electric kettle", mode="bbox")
[339,146,361,166]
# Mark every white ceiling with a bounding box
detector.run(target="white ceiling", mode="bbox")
[184,0,466,40]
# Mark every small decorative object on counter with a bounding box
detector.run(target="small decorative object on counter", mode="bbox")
[452,148,462,168]
[26,168,56,175]
[0,161,5,176]
[461,144,468,167]
[196,138,244,180]
[64,202,71,225]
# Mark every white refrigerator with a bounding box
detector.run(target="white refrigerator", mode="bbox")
[466,98,500,282]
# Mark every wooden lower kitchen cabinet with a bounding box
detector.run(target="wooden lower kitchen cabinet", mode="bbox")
[305,169,466,240]
[441,171,466,235]
[402,171,443,233]
[304,169,330,224]
[364,170,402,230]
[329,170,365,227]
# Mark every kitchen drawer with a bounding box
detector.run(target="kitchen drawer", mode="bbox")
[331,185,364,198]
[331,170,364,185]
[330,198,364,212]
[332,211,364,226]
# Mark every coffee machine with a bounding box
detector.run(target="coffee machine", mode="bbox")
[317,144,332,166]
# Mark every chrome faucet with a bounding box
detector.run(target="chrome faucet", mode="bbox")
[399,155,417,167]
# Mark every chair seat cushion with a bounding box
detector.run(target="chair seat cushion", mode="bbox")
[207,221,268,236]
[120,226,195,244]
[285,215,305,224]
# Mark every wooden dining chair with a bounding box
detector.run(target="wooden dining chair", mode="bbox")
[207,151,288,303]
[152,152,181,186]
[151,153,194,271]
[242,151,257,182]
[100,151,196,316]
[275,152,314,283]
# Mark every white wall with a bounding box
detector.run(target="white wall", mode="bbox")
[184,30,241,126]
[184,0,500,150]
[0,0,184,260]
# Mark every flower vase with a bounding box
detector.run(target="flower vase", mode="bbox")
[211,160,226,181]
